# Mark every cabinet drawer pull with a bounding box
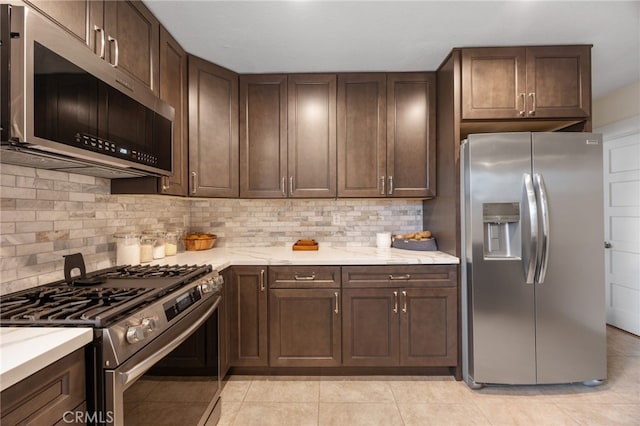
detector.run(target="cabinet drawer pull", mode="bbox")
[334,292,339,314]
[402,290,407,313]
[94,25,105,59]
[260,269,266,291]
[294,274,316,281]
[393,291,398,314]
[528,92,536,116]
[519,93,525,116]
[389,274,411,280]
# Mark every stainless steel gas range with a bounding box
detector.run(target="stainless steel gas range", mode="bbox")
[0,256,223,425]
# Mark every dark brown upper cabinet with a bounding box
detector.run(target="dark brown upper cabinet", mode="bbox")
[110,26,189,196]
[239,75,288,198]
[462,46,591,120]
[287,74,337,198]
[25,0,160,94]
[188,55,239,198]
[337,73,387,197]
[386,73,436,198]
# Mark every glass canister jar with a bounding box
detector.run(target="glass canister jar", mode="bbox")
[167,228,185,253]
[114,232,140,265]
[143,230,166,260]
[139,234,156,263]
[164,230,179,256]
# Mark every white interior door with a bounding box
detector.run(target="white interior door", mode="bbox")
[599,116,640,336]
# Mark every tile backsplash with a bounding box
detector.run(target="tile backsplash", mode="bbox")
[1,164,423,294]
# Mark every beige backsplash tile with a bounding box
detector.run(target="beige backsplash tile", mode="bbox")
[0,165,424,294]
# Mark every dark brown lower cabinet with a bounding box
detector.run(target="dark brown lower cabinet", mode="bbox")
[269,288,341,367]
[342,265,458,368]
[229,266,269,367]
[269,266,342,367]
[1,348,86,425]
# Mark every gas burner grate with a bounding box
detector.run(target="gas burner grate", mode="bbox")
[103,264,202,279]
[0,286,153,324]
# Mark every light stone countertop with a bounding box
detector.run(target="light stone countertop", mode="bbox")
[153,246,459,270]
[0,247,457,393]
[0,327,93,392]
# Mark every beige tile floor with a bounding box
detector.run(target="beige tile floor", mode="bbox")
[219,326,640,426]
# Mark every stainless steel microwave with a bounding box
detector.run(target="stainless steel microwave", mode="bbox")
[0,5,174,178]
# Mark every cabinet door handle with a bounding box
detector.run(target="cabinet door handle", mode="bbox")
[281,177,286,196]
[94,25,105,59]
[389,274,411,280]
[260,269,266,291]
[294,274,316,281]
[528,92,536,116]
[388,176,394,195]
[161,176,170,191]
[191,171,197,194]
[334,292,339,314]
[393,291,398,314]
[107,35,119,67]
[289,176,294,195]
[380,175,385,195]
[518,93,526,117]
[402,290,407,313]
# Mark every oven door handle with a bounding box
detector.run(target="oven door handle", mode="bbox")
[119,296,221,387]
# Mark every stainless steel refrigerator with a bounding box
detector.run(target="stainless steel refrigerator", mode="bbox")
[461,132,607,388]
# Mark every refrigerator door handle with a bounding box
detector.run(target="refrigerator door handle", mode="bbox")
[534,173,550,284]
[522,173,538,284]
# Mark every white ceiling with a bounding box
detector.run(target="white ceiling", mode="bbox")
[145,0,640,99]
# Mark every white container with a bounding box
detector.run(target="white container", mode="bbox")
[114,233,140,265]
[376,232,391,248]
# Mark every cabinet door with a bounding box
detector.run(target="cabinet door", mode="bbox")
[158,26,188,196]
[337,73,387,197]
[188,55,239,198]
[240,75,288,198]
[288,74,337,198]
[269,288,341,367]
[342,288,399,366]
[461,47,527,119]
[229,267,268,367]
[525,46,591,119]
[24,0,93,46]
[399,287,457,367]
[103,0,159,94]
[387,73,436,198]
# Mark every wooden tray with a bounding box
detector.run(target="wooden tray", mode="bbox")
[292,239,319,251]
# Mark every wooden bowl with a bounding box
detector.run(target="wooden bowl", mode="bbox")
[184,233,217,251]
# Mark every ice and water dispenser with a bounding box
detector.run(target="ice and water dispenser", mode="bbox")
[482,202,520,258]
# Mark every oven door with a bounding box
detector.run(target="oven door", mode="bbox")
[104,296,221,426]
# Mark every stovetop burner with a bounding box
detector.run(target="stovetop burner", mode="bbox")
[102,264,202,279]
[0,263,213,327]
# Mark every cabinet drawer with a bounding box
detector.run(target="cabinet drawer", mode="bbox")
[269,266,341,288]
[1,348,86,425]
[342,265,457,288]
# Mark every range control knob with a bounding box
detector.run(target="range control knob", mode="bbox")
[200,277,217,293]
[126,317,156,344]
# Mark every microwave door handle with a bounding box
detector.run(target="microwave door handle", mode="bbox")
[534,173,550,283]
[119,296,220,387]
[522,173,538,284]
